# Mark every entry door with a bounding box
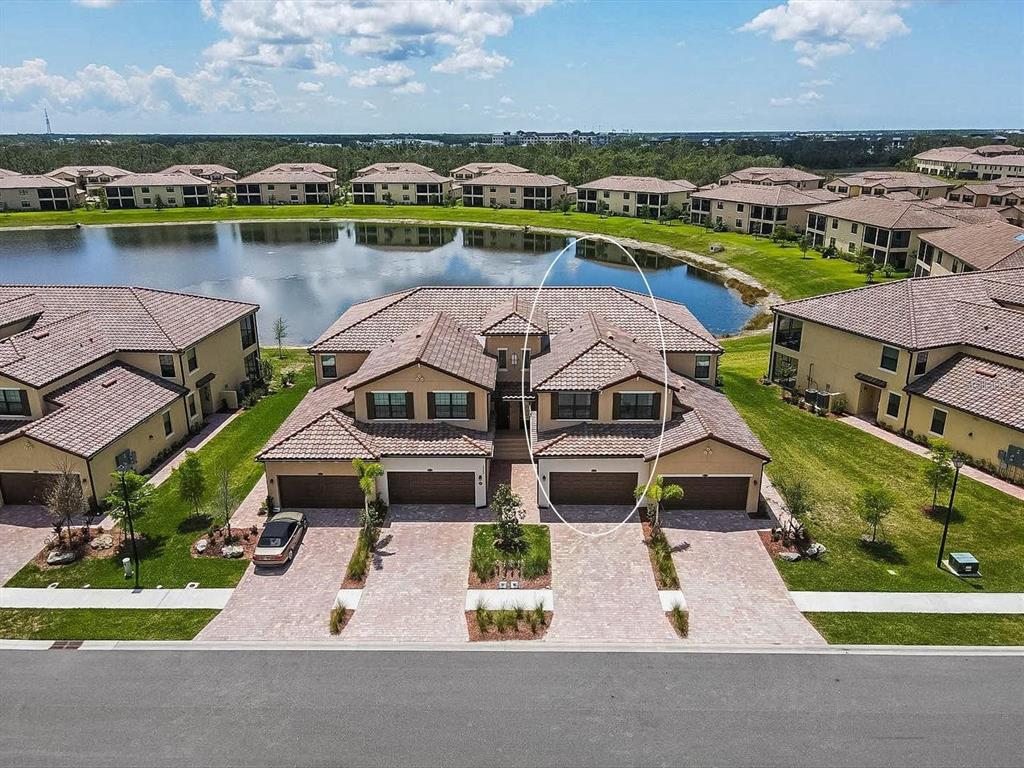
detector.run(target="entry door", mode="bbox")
[496,401,510,430]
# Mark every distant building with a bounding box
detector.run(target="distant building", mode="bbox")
[233,168,337,205]
[914,220,1024,277]
[354,162,435,177]
[825,171,952,200]
[719,167,825,190]
[350,170,453,205]
[160,164,238,192]
[449,162,529,181]
[46,165,131,192]
[690,184,840,235]
[460,172,571,210]
[0,175,83,211]
[104,172,211,209]
[261,162,338,182]
[576,176,696,217]
[913,145,1024,180]
[491,130,618,147]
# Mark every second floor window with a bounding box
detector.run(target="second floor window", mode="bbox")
[372,392,408,419]
[163,411,173,437]
[556,392,593,420]
[321,355,337,379]
[695,354,711,380]
[433,392,468,419]
[775,316,803,351]
[0,388,29,416]
[240,315,257,348]
[616,392,656,420]
[497,348,508,370]
[522,349,531,370]
[159,354,175,378]
[880,345,899,372]
[186,346,198,373]
[914,351,929,376]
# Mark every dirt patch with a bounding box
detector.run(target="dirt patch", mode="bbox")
[758,529,799,558]
[641,518,682,589]
[192,524,260,560]
[32,527,130,571]
[468,566,551,590]
[466,610,552,641]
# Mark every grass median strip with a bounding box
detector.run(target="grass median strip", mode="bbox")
[0,608,218,641]
[806,612,1024,646]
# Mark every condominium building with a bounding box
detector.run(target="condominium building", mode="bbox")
[824,171,953,200]
[104,173,211,209]
[354,162,434,177]
[491,130,617,147]
[160,164,238,192]
[718,166,825,190]
[913,145,1024,180]
[946,179,1024,208]
[262,162,338,182]
[350,169,453,205]
[449,162,529,181]
[460,172,571,210]
[913,220,1024,277]
[690,183,840,234]
[46,165,131,191]
[234,169,337,205]
[0,175,83,211]
[576,176,696,217]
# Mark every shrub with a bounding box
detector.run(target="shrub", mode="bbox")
[329,604,344,635]
[669,605,689,637]
[345,526,377,582]
[647,527,680,589]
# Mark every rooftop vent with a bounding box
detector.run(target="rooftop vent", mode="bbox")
[31,331,49,340]
[101,378,118,388]
[975,367,997,378]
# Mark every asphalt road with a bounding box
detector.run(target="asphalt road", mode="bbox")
[1,649,1022,767]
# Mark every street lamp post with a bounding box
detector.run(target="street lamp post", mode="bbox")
[117,451,141,589]
[936,453,966,569]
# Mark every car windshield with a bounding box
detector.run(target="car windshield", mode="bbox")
[258,521,296,548]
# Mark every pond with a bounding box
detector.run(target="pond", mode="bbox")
[0,221,757,343]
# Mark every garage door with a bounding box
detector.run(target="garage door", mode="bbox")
[387,472,475,505]
[277,475,364,509]
[549,472,638,505]
[0,472,60,505]
[662,476,749,510]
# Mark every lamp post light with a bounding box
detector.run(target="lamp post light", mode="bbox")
[936,453,966,570]
[117,450,141,589]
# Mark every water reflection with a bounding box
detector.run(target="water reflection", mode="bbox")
[0,221,755,343]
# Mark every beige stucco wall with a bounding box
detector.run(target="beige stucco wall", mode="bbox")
[351,365,491,432]
[465,183,569,209]
[904,396,1022,466]
[652,438,764,514]
[316,351,369,386]
[809,215,935,266]
[536,377,669,432]
[483,335,543,384]
[175,318,258,419]
[697,198,815,232]
[666,351,718,383]
[363,180,453,204]
[578,188,690,216]
[0,438,91,506]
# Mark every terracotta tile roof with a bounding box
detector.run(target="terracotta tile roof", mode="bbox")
[449,162,527,176]
[47,165,131,178]
[669,179,698,191]
[692,183,840,207]
[774,269,1024,360]
[310,287,720,356]
[344,313,497,391]
[261,378,357,457]
[160,164,237,176]
[0,175,77,190]
[351,169,451,184]
[235,169,335,185]
[919,221,1024,270]
[884,190,923,202]
[981,155,1024,169]
[0,292,43,328]
[0,312,115,387]
[940,207,1010,225]
[721,166,824,185]
[0,363,186,458]
[832,171,952,191]
[0,168,22,178]
[467,172,567,187]
[577,176,696,194]
[264,162,337,174]
[807,196,965,230]
[105,172,209,188]
[914,147,977,163]
[478,296,549,336]
[357,162,434,175]
[905,353,1024,431]
[531,312,678,391]
[949,180,1024,198]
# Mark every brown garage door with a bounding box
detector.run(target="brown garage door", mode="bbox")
[662,476,749,510]
[277,475,364,509]
[0,472,60,505]
[549,472,638,505]
[387,472,475,504]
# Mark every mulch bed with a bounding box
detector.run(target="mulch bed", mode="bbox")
[192,525,260,560]
[640,517,681,590]
[32,527,132,571]
[468,567,550,590]
[329,608,355,635]
[758,529,800,558]
[465,611,553,642]
[666,611,689,640]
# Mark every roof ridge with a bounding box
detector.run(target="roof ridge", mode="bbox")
[320,287,419,344]
[127,287,177,349]
[333,411,379,458]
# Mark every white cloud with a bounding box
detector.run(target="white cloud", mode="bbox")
[297,80,323,93]
[499,95,513,104]
[458,102,471,111]
[741,0,910,67]
[768,89,823,107]
[199,0,215,20]
[392,80,425,94]
[348,62,416,88]
[675,40,687,48]
[360,100,378,111]
[73,0,121,7]
[801,77,833,87]
[431,45,510,79]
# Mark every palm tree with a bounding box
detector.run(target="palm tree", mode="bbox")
[352,458,384,531]
[634,475,684,532]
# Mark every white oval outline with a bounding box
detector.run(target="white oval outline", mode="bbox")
[520,233,671,538]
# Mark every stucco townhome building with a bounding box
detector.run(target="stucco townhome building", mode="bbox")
[0,175,83,212]
[719,166,825,190]
[448,162,528,181]
[576,176,696,217]
[104,172,211,209]
[0,286,260,506]
[460,172,572,210]
[914,220,1024,277]
[258,286,768,514]
[690,183,840,235]
[354,162,434,178]
[825,171,953,200]
[263,162,338,182]
[914,145,1024,180]
[46,165,131,192]
[234,168,337,205]
[769,269,1024,473]
[160,164,238,193]
[350,169,452,205]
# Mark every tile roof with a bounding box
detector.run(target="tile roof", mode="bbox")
[831,171,952,190]
[914,147,977,163]
[692,183,840,207]
[105,172,209,187]
[905,353,1024,431]
[344,313,497,391]
[577,176,695,194]
[478,296,549,336]
[235,169,335,184]
[357,162,434,175]
[721,166,824,184]
[160,164,237,176]
[46,165,131,178]
[450,162,528,176]
[975,145,1022,155]
[919,221,1024,270]
[264,162,337,174]
[0,292,43,328]
[0,175,77,190]
[0,168,22,178]
[807,196,966,230]
[310,287,721,355]
[950,180,1024,198]
[0,363,186,459]
[774,268,1024,360]
[669,179,698,191]
[939,207,1010,225]
[350,169,452,184]
[466,172,567,187]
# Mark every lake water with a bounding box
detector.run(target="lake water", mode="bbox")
[0,221,756,343]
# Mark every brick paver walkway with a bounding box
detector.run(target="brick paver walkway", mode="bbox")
[342,505,490,643]
[543,507,677,643]
[197,509,360,641]
[148,412,238,487]
[0,507,54,585]
[662,510,824,645]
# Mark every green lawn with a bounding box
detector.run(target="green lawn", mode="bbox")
[470,523,551,583]
[720,333,1024,593]
[0,204,880,300]
[0,608,217,640]
[5,348,313,589]
[806,612,1024,646]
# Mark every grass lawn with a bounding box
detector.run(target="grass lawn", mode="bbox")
[4,347,313,589]
[0,204,883,300]
[806,612,1024,646]
[0,608,217,640]
[720,333,1024,593]
[470,523,551,583]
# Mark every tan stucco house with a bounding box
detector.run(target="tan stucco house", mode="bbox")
[0,175,83,212]
[576,176,696,217]
[46,165,131,192]
[825,171,953,200]
[160,164,238,193]
[449,162,528,181]
[258,287,768,513]
[0,286,260,507]
[719,166,824,189]
[234,168,337,205]
[690,183,839,234]
[460,172,572,210]
[354,162,434,178]
[769,269,1024,472]
[914,220,1024,277]
[914,145,1024,180]
[350,169,453,205]
[104,173,212,209]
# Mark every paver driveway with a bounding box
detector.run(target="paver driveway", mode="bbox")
[197,509,360,641]
[0,506,54,585]
[543,507,677,644]
[342,505,490,643]
[661,510,824,645]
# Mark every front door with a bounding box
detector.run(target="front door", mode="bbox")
[496,401,510,430]
[856,383,882,419]
[200,384,214,416]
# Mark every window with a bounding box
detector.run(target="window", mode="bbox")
[162,411,173,437]
[775,316,803,351]
[617,392,656,420]
[244,351,260,381]
[372,392,408,419]
[851,222,859,234]
[187,393,197,418]
[115,448,134,470]
[885,392,901,418]
[831,218,839,229]
[321,354,337,379]
[914,351,929,376]
[433,392,468,419]
[716,201,723,209]
[736,203,744,212]
[694,354,711,380]
[522,349,531,370]
[239,315,257,348]
[556,392,593,420]
[497,348,508,370]
[0,388,28,416]
[623,192,630,200]
[880,345,899,372]
[848,243,856,253]
[930,408,947,436]
[186,346,198,372]
[771,352,798,388]
[158,354,175,378]
[735,219,742,228]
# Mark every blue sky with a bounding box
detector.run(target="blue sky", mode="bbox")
[1,0,1021,134]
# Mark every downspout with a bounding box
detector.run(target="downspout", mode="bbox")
[901,349,914,434]
[86,459,98,510]
[767,313,778,381]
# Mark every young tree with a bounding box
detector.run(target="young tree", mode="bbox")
[634,475,684,532]
[798,234,812,259]
[103,471,153,544]
[856,484,895,543]
[44,462,87,550]
[559,195,572,215]
[776,477,812,518]
[597,199,609,218]
[490,482,526,554]
[637,204,650,222]
[382,191,395,207]
[211,463,237,540]
[351,458,384,533]
[662,204,682,224]
[272,317,288,358]
[154,194,165,211]
[923,440,954,514]
[174,451,207,519]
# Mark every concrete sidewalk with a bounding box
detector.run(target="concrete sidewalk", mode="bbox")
[148,412,239,487]
[791,591,1024,614]
[0,587,232,610]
